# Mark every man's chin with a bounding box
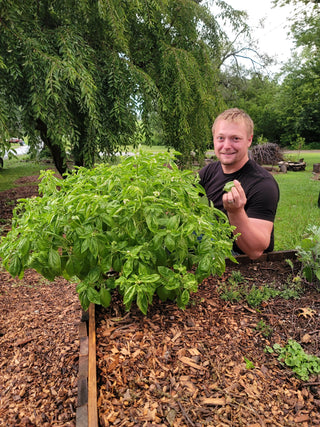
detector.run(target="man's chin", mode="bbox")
[219,156,235,164]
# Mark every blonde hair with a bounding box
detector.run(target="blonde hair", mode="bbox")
[212,108,254,137]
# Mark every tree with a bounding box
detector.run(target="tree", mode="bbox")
[272,0,320,146]
[219,67,283,143]
[0,0,247,174]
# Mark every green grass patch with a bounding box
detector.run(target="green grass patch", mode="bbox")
[274,151,320,250]
[0,156,54,191]
[127,145,168,154]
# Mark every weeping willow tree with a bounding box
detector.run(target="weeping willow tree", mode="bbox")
[0,0,247,174]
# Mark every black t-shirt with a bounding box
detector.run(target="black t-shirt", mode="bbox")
[198,159,280,253]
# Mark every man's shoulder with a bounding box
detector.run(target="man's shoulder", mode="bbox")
[247,160,277,180]
[245,160,279,196]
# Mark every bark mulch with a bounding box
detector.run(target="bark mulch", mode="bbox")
[96,258,320,427]
[0,175,81,426]
[0,271,81,426]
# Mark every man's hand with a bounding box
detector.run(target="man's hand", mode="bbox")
[222,180,246,212]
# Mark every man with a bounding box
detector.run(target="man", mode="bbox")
[199,108,279,260]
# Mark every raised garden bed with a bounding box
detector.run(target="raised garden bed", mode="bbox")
[78,250,320,426]
[1,171,320,426]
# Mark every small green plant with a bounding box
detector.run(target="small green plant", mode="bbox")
[219,282,242,302]
[245,285,278,308]
[228,270,244,285]
[218,270,245,302]
[280,275,303,299]
[285,258,294,273]
[244,357,255,370]
[296,225,320,286]
[255,319,273,338]
[291,134,306,159]
[256,135,268,144]
[0,150,236,315]
[219,272,301,307]
[265,340,320,381]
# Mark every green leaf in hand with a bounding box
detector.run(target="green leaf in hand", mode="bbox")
[223,181,235,192]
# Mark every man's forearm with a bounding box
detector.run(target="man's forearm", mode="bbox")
[228,210,273,260]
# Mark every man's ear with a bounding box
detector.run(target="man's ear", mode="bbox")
[248,135,253,147]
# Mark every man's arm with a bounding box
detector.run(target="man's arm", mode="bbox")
[228,214,273,260]
[223,180,274,260]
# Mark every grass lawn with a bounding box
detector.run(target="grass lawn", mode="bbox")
[0,156,54,191]
[273,151,320,250]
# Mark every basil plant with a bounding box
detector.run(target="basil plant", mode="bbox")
[0,150,236,314]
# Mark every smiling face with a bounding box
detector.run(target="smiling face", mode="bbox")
[213,118,253,174]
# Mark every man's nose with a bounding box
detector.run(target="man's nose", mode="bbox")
[223,138,233,148]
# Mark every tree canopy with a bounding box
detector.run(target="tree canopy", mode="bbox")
[273,0,320,145]
[219,0,320,147]
[0,0,250,174]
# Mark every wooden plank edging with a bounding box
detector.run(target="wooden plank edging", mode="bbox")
[88,303,98,426]
[76,304,98,427]
[225,249,297,267]
[76,317,88,426]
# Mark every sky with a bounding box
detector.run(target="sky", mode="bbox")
[218,0,298,73]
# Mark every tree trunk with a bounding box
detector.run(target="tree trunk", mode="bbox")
[36,119,68,177]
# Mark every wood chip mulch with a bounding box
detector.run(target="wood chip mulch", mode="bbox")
[0,173,83,426]
[0,269,81,426]
[96,258,320,427]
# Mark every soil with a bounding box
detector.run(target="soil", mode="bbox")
[1,174,320,426]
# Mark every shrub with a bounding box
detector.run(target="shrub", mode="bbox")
[296,225,320,286]
[0,150,236,314]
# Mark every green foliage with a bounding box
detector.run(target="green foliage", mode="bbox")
[219,273,302,307]
[228,270,245,285]
[245,285,279,308]
[219,270,245,302]
[219,283,242,303]
[265,340,320,381]
[220,70,283,144]
[0,150,236,314]
[223,181,235,192]
[296,225,320,285]
[244,357,255,370]
[219,0,320,149]
[291,135,306,152]
[272,1,320,146]
[0,0,248,172]
[280,275,303,299]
